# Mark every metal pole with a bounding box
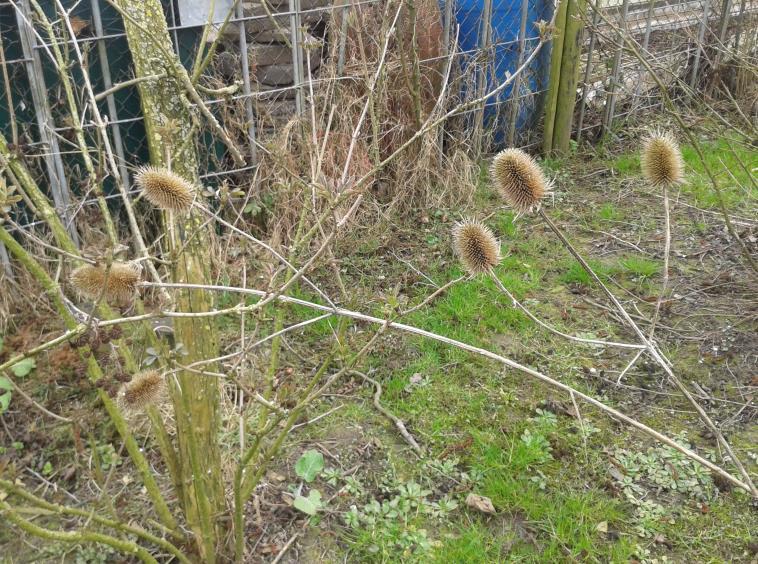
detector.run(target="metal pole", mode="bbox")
[689,0,712,93]
[717,0,733,45]
[602,0,630,137]
[337,0,351,74]
[639,0,655,55]
[15,0,79,245]
[91,0,131,189]
[442,0,453,58]
[0,240,13,281]
[576,3,600,142]
[507,0,529,146]
[439,0,454,154]
[168,0,181,53]
[631,0,656,110]
[236,0,258,164]
[289,0,305,115]
[475,0,493,153]
[733,0,748,50]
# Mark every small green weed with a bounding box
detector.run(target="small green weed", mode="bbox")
[598,202,623,221]
[618,257,661,280]
[611,433,716,538]
[343,479,458,562]
[559,259,611,286]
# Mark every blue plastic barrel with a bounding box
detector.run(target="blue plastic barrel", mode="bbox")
[451,0,553,146]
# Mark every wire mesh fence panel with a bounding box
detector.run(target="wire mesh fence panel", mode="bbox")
[575,0,758,141]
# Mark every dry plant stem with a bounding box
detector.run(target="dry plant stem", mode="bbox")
[279,3,556,260]
[0,479,188,562]
[271,532,300,564]
[1,371,71,423]
[0,225,102,381]
[0,134,140,371]
[141,281,751,494]
[648,184,670,339]
[194,203,336,308]
[537,209,757,496]
[584,0,757,274]
[0,31,18,145]
[234,327,348,561]
[99,392,179,532]
[115,2,226,558]
[617,349,644,384]
[106,0,245,166]
[94,73,166,102]
[27,0,119,246]
[0,501,159,564]
[339,0,404,185]
[488,271,646,350]
[48,0,168,297]
[191,0,243,81]
[146,405,184,505]
[0,134,77,255]
[401,276,466,316]
[352,369,422,452]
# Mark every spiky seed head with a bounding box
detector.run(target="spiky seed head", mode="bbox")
[641,131,684,187]
[490,148,551,216]
[135,166,195,212]
[70,262,141,305]
[452,219,501,275]
[118,370,166,412]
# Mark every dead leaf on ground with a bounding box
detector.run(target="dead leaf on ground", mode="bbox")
[465,493,496,515]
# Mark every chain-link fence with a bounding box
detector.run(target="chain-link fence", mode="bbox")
[0,0,553,246]
[575,0,757,141]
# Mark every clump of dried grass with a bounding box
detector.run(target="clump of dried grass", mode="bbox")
[206,0,477,248]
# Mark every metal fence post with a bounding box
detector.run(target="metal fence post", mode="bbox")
[236,0,258,164]
[575,3,600,142]
[15,0,79,245]
[0,240,12,280]
[507,0,529,146]
[689,0,713,93]
[733,0,748,50]
[632,0,656,104]
[337,0,351,75]
[474,0,493,154]
[289,0,305,115]
[91,0,131,190]
[601,0,630,138]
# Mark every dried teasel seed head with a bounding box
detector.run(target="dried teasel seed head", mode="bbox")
[490,148,551,216]
[452,219,501,275]
[135,166,195,212]
[641,131,684,188]
[70,262,141,305]
[118,370,166,412]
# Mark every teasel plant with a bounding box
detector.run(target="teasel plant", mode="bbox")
[1,1,755,562]
[490,147,756,496]
[640,130,685,339]
[452,218,646,351]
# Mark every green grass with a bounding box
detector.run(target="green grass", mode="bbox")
[268,131,753,563]
[611,136,756,209]
[618,256,660,279]
[680,138,756,209]
[598,202,623,221]
[559,259,611,286]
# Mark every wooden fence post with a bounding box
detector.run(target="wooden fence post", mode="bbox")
[544,0,586,156]
[552,0,587,154]
[542,0,569,155]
